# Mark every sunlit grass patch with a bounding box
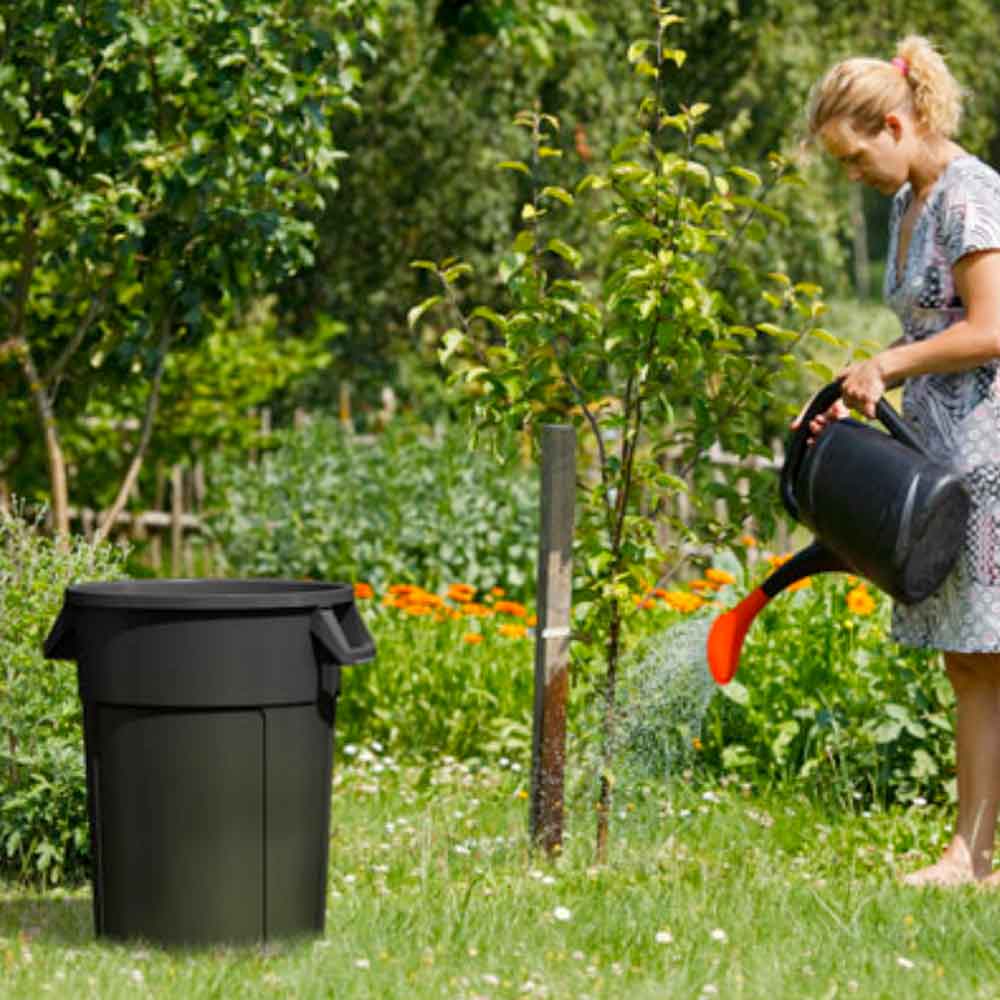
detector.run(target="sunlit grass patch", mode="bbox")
[4,752,1000,999]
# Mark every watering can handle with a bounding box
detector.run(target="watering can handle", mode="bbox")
[781,380,928,521]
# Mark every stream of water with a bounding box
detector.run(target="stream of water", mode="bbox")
[612,612,719,781]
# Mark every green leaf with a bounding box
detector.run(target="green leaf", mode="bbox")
[540,185,574,207]
[547,238,582,269]
[721,744,756,769]
[438,329,465,364]
[912,748,939,778]
[470,306,507,332]
[497,160,530,175]
[729,166,762,187]
[721,680,749,705]
[627,39,654,63]
[684,161,711,186]
[810,329,846,348]
[805,360,836,381]
[407,295,442,330]
[442,263,473,283]
[872,720,903,743]
[576,174,609,193]
[512,229,535,253]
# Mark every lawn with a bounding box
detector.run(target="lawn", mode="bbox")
[3,747,1000,999]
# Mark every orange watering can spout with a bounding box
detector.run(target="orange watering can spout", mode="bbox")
[706,541,849,685]
[708,587,769,685]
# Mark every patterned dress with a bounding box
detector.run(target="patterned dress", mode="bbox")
[885,155,1000,651]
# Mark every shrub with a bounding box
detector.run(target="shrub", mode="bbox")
[0,504,126,885]
[338,584,536,760]
[700,561,952,807]
[206,418,540,601]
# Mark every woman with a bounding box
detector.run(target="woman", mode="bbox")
[804,36,1000,886]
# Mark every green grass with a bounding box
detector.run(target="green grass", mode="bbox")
[3,750,1000,998]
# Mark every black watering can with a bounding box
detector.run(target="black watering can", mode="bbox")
[708,380,971,684]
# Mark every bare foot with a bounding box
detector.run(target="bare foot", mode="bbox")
[902,859,977,887]
[901,840,984,887]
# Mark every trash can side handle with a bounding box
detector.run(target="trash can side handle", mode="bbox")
[43,605,77,661]
[309,606,375,666]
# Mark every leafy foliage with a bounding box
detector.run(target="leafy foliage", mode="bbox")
[64,299,335,510]
[0,0,385,522]
[702,570,952,807]
[339,594,535,759]
[206,418,539,599]
[0,504,126,885]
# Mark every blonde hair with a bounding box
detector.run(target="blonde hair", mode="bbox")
[807,35,963,139]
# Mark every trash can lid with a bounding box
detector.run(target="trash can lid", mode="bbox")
[62,579,356,611]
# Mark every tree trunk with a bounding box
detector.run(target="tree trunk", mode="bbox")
[595,606,622,863]
[10,215,71,540]
[20,347,70,541]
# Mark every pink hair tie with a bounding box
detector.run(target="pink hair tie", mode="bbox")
[891,56,909,76]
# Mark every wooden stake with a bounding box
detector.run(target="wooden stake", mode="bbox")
[530,425,576,855]
[170,464,184,577]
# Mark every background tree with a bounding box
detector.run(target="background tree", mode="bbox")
[0,0,384,537]
[282,0,1000,428]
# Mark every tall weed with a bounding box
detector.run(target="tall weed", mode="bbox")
[0,504,126,885]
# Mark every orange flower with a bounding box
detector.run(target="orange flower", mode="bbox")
[740,534,757,547]
[400,588,443,608]
[448,583,477,603]
[846,585,876,616]
[462,602,493,618]
[690,579,718,593]
[705,568,736,587]
[662,591,704,613]
[526,614,538,627]
[354,582,374,599]
[463,633,484,644]
[634,595,656,610]
[788,578,812,592]
[491,587,506,597]
[767,554,792,570]
[404,604,432,616]
[498,623,527,639]
[495,600,528,618]
[388,583,416,596]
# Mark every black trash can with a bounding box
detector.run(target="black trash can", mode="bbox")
[43,579,375,949]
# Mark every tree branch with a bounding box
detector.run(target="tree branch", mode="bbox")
[94,315,174,545]
[43,282,113,397]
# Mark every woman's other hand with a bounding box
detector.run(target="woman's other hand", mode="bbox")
[790,396,850,445]
[839,357,888,418]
